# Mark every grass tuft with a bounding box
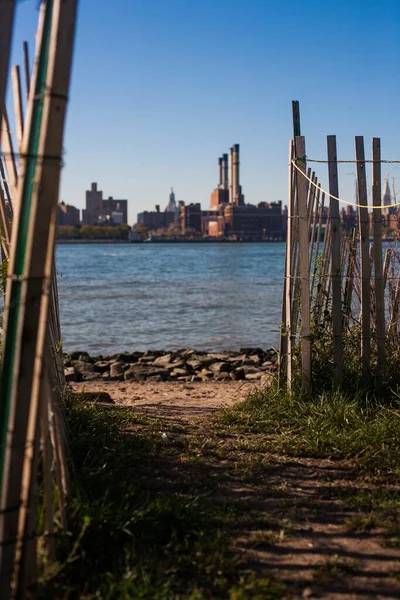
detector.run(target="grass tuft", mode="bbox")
[215,380,400,476]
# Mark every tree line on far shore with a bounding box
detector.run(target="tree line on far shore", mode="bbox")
[57,224,131,240]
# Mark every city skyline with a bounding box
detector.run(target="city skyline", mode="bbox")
[7,0,400,224]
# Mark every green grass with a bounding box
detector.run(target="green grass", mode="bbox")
[37,396,287,599]
[215,381,400,477]
[36,380,400,598]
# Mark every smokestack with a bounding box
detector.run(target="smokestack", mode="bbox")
[218,157,223,188]
[222,153,228,190]
[232,144,240,205]
[229,146,234,204]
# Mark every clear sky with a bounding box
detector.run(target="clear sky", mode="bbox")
[7,0,400,223]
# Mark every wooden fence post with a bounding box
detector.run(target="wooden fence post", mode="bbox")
[372,138,385,375]
[279,140,294,387]
[327,136,343,385]
[294,136,311,392]
[355,136,371,382]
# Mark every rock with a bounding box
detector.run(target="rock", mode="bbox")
[102,373,110,381]
[240,347,264,358]
[227,354,247,363]
[153,353,173,367]
[64,367,78,382]
[172,368,188,376]
[241,366,260,375]
[70,351,90,361]
[138,355,156,363]
[124,367,169,382]
[249,354,262,365]
[71,360,95,373]
[245,372,263,381]
[94,360,110,373]
[110,362,128,379]
[209,362,232,374]
[115,352,142,363]
[199,369,213,379]
[261,360,273,368]
[180,349,196,357]
[81,372,102,381]
[230,368,245,380]
[186,359,203,371]
[143,350,165,358]
[190,375,202,382]
[167,360,185,370]
[214,372,231,381]
[197,355,218,367]
[241,358,258,366]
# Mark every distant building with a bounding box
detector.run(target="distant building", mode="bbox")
[82,182,103,225]
[103,196,128,224]
[203,144,285,240]
[133,145,287,240]
[180,203,202,235]
[137,205,176,230]
[165,188,178,216]
[82,183,128,225]
[58,201,80,226]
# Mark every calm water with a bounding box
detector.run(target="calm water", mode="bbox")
[55,243,285,354]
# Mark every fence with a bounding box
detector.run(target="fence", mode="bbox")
[279,102,400,393]
[0,2,78,598]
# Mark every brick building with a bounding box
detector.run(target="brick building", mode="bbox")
[82,183,128,225]
[58,202,80,226]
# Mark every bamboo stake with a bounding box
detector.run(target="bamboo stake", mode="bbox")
[0,107,18,205]
[295,136,310,392]
[355,136,371,381]
[23,42,31,99]
[278,140,293,387]
[0,1,78,595]
[11,66,24,153]
[383,248,391,290]
[343,229,357,328]
[310,188,325,301]
[327,135,342,385]
[0,0,16,125]
[372,138,385,374]
[280,140,294,388]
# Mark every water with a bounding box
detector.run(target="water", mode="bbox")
[56,243,285,354]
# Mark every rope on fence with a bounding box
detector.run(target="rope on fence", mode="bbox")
[294,156,400,164]
[292,160,400,210]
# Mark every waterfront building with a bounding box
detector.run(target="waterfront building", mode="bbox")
[82,183,128,225]
[102,196,128,224]
[58,201,80,226]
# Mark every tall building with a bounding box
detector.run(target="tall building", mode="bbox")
[82,182,103,225]
[382,177,396,216]
[165,188,177,214]
[82,182,128,225]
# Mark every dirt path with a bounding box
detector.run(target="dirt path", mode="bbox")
[72,381,400,599]
[71,380,254,420]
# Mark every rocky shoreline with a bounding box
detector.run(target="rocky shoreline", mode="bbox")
[64,347,278,384]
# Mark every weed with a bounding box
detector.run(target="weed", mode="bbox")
[312,556,361,587]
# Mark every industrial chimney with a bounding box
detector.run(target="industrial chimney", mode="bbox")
[229,146,235,204]
[218,157,223,188]
[222,153,228,190]
[232,144,240,205]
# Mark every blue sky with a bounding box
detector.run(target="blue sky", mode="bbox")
[7,0,400,223]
